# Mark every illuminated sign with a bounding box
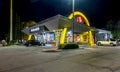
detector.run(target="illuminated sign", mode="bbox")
[77,16,83,23]
[30,27,40,32]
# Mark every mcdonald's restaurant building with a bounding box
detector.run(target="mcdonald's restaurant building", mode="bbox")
[22,11,97,46]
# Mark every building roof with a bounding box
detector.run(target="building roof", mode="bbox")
[95,29,111,33]
[68,22,93,33]
[22,14,94,34]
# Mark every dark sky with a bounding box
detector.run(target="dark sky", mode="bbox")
[0,0,120,39]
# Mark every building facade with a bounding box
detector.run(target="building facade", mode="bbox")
[96,29,113,41]
[22,11,96,46]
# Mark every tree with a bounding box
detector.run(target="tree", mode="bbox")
[106,20,114,30]
[21,21,37,40]
[105,19,120,39]
[22,21,36,27]
[5,33,10,42]
[112,20,120,38]
[14,14,20,41]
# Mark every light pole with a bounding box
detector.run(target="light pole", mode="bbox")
[72,0,75,42]
[10,0,13,41]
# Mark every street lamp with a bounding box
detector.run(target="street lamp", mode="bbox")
[72,0,75,42]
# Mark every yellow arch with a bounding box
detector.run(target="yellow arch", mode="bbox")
[68,11,96,46]
[68,11,90,26]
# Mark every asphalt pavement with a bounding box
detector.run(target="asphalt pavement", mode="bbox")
[0,45,120,72]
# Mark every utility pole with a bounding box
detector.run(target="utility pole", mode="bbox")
[72,0,75,42]
[10,0,13,41]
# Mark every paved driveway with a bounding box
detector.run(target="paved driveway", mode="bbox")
[0,45,120,72]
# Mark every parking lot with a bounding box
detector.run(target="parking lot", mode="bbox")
[0,45,120,72]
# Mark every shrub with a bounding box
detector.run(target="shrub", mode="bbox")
[58,44,65,49]
[58,43,79,49]
[7,40,14,46]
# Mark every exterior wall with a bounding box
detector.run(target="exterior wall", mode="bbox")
[23,13,96,46]
[96,29,113,41]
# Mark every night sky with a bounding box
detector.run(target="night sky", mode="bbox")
[0,0,120,39]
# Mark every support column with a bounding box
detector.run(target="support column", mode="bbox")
[79,34,83,43]
[88,31,96,46]
[28,34,32,40]
[60,28,67,44]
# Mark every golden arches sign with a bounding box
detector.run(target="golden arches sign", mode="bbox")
[68,11,90,26]
[68,11,96,46]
